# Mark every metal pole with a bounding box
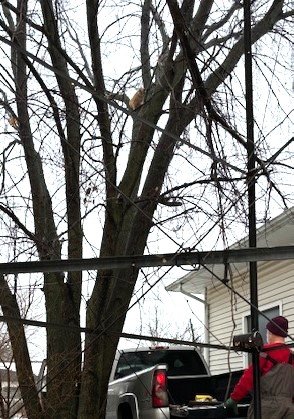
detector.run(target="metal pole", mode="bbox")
[0,246,294,274]
[243,1,261,418]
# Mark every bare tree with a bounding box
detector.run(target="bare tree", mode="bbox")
[144,306,201,345]
[0,0,293,418]
[0,329,12,364]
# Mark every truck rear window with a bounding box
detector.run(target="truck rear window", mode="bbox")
[114,350,207,379]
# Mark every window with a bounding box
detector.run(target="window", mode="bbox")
[243,304,280,366]
[245,305,280,344]
[114,349,208,379]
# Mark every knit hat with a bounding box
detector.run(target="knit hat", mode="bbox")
[266,316,288,337]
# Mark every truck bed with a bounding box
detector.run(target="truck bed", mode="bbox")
[167,370,248,404]
[167,370,249,418]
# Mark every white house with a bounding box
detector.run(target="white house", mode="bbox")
[166,207,294,375]
[0,368,27,418]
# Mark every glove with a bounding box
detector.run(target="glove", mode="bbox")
[224,397,238,415]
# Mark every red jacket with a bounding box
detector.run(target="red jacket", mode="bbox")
[231,343,293,401]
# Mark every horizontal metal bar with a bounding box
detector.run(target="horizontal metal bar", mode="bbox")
[0,315,90,333]
[1,315,293,352]
[117,332,294,352]
[0,315,239,352]
[0,315,231,350]
[0,246,293,274]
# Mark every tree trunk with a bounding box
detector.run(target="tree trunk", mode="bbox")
[0,275,43,419]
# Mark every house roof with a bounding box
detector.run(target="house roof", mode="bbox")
[0,368,18,382]
[166,207,294,295]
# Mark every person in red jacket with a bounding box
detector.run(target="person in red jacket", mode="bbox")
[224,316,294,418]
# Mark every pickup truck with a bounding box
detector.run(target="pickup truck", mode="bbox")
[106,345,249,419]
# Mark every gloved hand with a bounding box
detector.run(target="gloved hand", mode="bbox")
[224,397,238,415]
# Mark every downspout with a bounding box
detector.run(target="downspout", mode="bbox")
[179,285,210,367]
[204,288,209,367]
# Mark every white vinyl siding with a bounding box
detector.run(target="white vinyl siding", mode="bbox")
[207,259,294,375]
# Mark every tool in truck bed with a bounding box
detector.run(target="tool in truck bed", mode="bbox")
[170,401,249,418]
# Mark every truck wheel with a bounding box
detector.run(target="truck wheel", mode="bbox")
[117,403,133,419]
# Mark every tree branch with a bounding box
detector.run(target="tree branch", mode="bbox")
[1,1,17,79]
[141,0,152,87]
[281,10,294,19]
[202,2,243,41]
[105,90,130,108]
[150,3,170,46]
[203,31,243,50]
[86,0,116,196]
[0,89,18,120]
[190,0,214,41]
[0,204,36,243]
[205,0,285,95]
[66,22,94,84]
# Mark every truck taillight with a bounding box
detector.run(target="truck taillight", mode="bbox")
[152,369,168,408]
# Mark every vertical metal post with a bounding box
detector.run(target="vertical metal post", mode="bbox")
[243,1,261,418]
